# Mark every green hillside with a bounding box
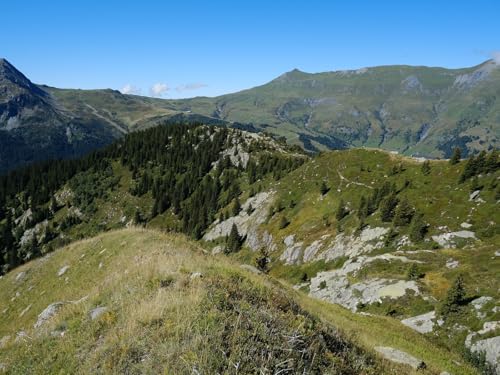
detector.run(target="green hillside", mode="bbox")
[164,60,500,157]
[0,124,498,373]
[0,228,478,374]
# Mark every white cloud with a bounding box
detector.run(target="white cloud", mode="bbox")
[491,51,500,64]
[150,83,169,97]
[175,83,208,93]
[120,84,141,95]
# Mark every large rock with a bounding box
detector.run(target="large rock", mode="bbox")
[34,302,65,329]
[471,296,493,319]
[431,230,476,248]
[89,306,108,321]
[374,346,425,369]
[280,235,303,265]
[401,311,442,334]
[465,321,500,373]
[310,253,421,311]
[317,226,389,261]
[57,265,70,277]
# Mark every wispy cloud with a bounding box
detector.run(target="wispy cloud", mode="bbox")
[492,51,500,64]
[150,83,169,97]
[175,83,208,93]
[120,84,141,95]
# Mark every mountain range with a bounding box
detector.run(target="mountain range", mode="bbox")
[1,58,499,172]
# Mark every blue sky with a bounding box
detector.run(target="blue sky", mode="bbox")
[1,0,499,98]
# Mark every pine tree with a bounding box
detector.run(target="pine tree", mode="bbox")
[380,194,399,222]
[393,198,414,226]
[409,212,427,242]
[225,224,243,253]
[232,197,241,216]
[438,275,466,318]
[421,160,431,175]
[449,147,461,165]
[134,209,143,225]
[279,216,290,229]
[357,196,368,220]
[246,203,254,215]
[336,199,348,221]
[320,181,329,195]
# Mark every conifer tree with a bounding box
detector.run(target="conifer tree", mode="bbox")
[225,224,243,253]
[393,198,414,226]
[320,181,329,195]
[357,195,368,220]
[449,147,461,165]
[438,275,466,318]
[380,194,399,222]
[336,199,348,221]
[232,197,241,216]
[279,216,290,229]
[409,212,427,242]
[421,160,431,175]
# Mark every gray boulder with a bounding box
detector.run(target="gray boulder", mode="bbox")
[34,302,65,329]
[375,346,426,370]
[89,306,108,321]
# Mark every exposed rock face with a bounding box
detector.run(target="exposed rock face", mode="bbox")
[471,296,493,319]
[465,321,500,373]
[401,311,443,334]
[431,230,476,248]
[309,253,420,311]
[280,235,303,265]
[34,302,65,329]
[19,220,49,247]
[303,237,328,262]
[374,346,425,370]
[204,191,276,251]
[317,226,389,261]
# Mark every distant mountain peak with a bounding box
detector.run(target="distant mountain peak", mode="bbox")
[0,58,48,98]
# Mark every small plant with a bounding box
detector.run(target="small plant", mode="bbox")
[255,248,270,273]
[406,263,424,280]
[319,280,327,289]
[279,216,290,229]
[421,160,431,175]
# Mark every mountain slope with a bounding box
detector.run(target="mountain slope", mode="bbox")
[0,228,385,374]
[1,59,499,172]
[0,123,498,372]
[0,228,477,374]
[164,60,500,156]
[0,59,124,172]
